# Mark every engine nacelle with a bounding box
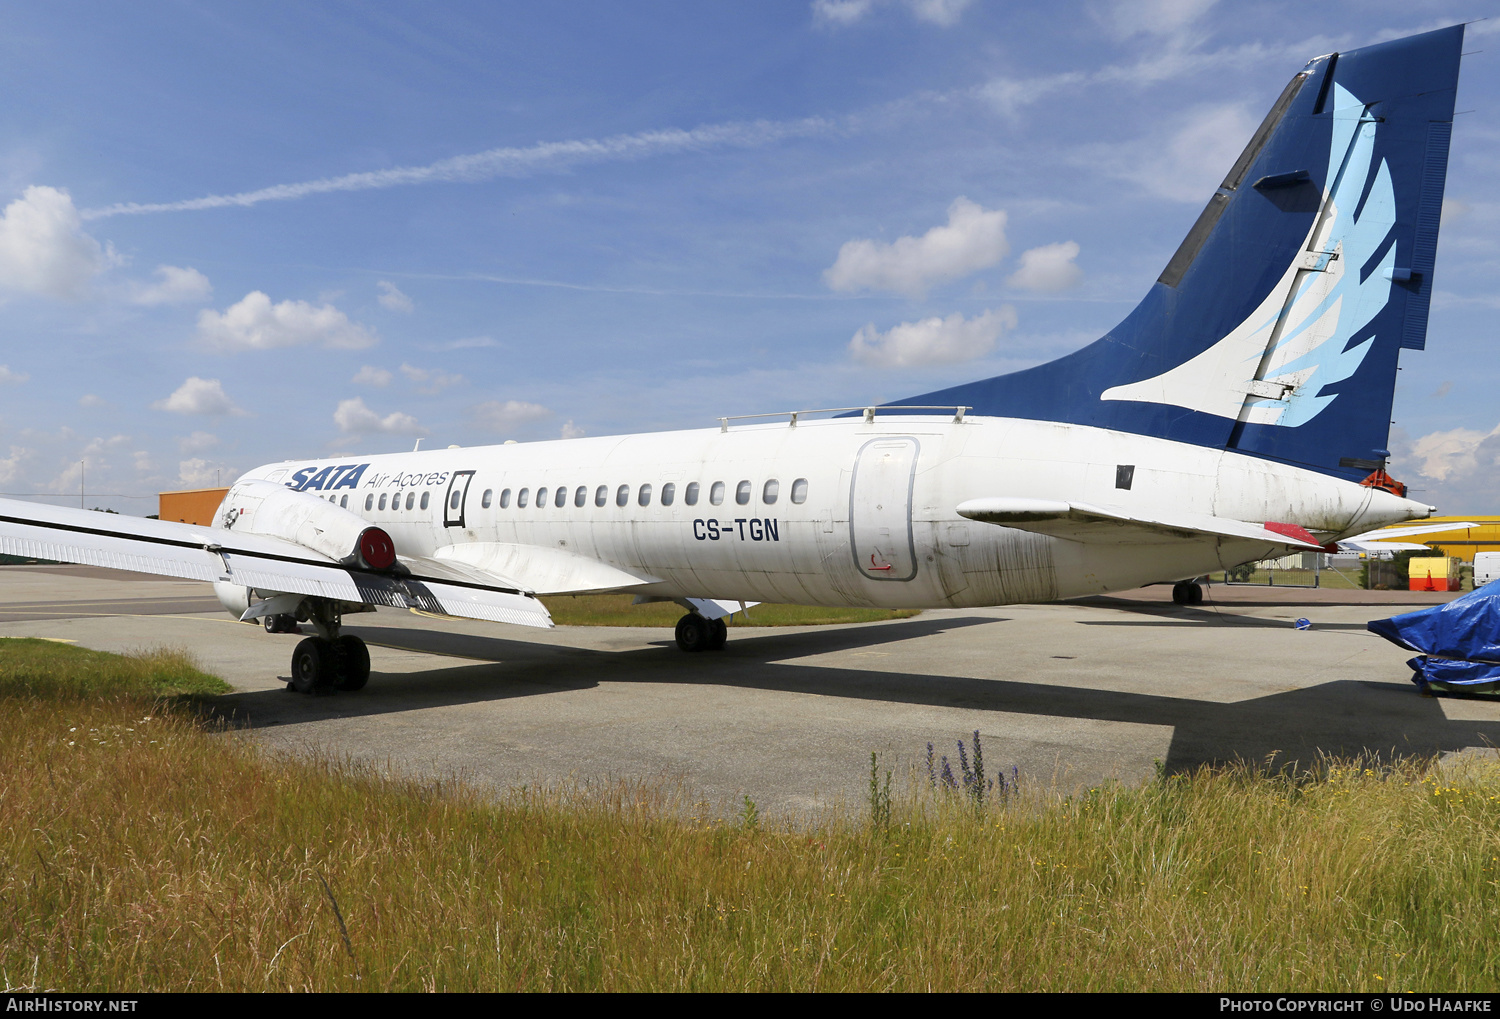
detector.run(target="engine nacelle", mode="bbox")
[217,479,397,570]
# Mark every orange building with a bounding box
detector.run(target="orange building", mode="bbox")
[158,487,229,526]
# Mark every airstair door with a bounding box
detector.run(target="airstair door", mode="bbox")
[849,437,920,582]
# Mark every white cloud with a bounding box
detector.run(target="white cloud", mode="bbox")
[825,197,1009,298]
[130,265,212,306]
[560,420,585,439]
[399,363,463,395]
[78,394,106,407]
[1104,103,1258,203]
[376,280,414,313]
[84,116,835,220]
[434,336,499,351]
[0,446,30,484]
[0,186,113,299]
[813,0,972,26]
[178,431,219,454]
[197,291,377,351]
[1007,241,1082,292]
[466,399,553,432]
[151,377,246,417]
[352,365,393,387]
[1392,422,1500,512]
[848,306,1017,368]
[1407,424,1500,483]
[333,397,425,437]
[813,0,873,24]
[1102,0,1216,39]
[0,365,28,385]
[177,458,234,488]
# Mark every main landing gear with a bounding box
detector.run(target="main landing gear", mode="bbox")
[674,613,728,652]
[289,634,370,695]
[271,598,371,695]
[1171,580,1205,606]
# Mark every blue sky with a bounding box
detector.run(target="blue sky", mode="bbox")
[0,0,1496,513]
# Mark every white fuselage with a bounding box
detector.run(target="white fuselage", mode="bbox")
[231,415,1427,609]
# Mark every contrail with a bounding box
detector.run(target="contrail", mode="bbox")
[80,116,836,220]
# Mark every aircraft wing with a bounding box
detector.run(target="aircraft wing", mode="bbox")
[955,498,1328,551]
[0,496,552,629]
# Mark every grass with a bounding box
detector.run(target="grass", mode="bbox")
[544,593,921,627]
[4,640,1500,991]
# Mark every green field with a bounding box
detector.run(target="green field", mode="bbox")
[3,637,1499,991]
[544,593,920,627]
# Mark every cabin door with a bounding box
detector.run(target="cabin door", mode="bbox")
[849,437,920,582]
[443,470,476,528]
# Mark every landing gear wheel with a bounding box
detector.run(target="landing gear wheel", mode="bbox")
[290,637,336,695]
[1172,581,1205,605]
[264,613,296,634]
[707,617,728,650]
[333,635,370,691]
[674,613,712,652]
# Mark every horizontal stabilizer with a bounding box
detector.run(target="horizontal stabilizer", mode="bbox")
[955,498,1326,551]
[1341,521,1477,543]
[0,497,552,630]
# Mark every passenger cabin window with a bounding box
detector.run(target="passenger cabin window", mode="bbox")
[482,489,493,509]
[574,485,587,508]
[499,488,511,509]
[537,487,548,508]
[365,494,374,511]
[378,494,388,510]
[518,488,530,508]
[616,484,629,507]
[710,481,725,506]
[735,480,751,505]
[661,483,675,506]
[420,492,430,510]
[340,495,348,508]
[638,483,652,507]
[791,478,809,504]
[685,482,699,506]
[407,492,416,510]
[555,486,567,509]
[763,479,779,504]
[595,485,608,507]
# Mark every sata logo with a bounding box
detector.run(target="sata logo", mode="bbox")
[286,464,369,492]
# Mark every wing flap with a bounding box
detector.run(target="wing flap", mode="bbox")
[956,498,1326,551]
[433,541,661,595]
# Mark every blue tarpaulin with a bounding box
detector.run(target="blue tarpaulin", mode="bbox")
[1368,583,1500,693]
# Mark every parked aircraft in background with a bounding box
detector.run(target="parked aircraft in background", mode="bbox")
[0,26,1467,693]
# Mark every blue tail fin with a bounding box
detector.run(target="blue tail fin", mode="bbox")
[899,26,1463,480]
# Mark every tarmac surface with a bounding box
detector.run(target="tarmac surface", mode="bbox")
[3,563,1496,816]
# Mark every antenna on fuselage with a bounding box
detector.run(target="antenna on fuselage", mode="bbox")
[413,439,423,452]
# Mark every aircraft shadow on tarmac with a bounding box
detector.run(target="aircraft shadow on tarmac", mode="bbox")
[207,611,1500,777]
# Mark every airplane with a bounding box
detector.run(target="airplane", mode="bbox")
[0,25,1467,694]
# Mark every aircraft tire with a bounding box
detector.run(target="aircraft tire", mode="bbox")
[675,613,712,652]
[1188,582,1204,605]
[708,617,728,650]
[1171,582,1191,605]
[264,613,296,634]
[290,637,336,695]
[334,635,371,691]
